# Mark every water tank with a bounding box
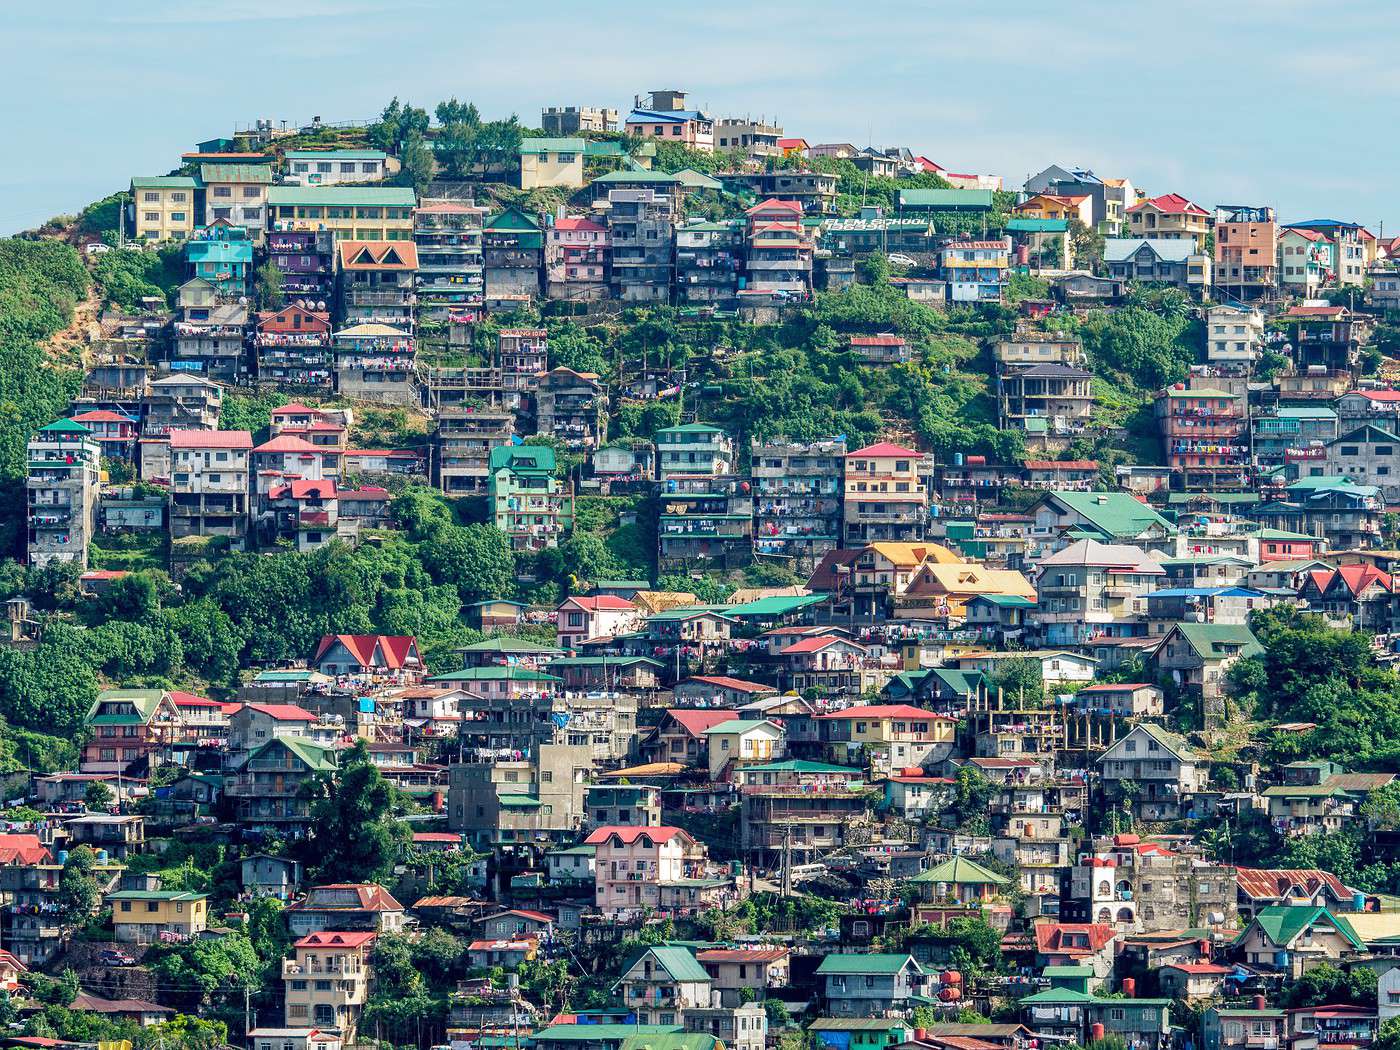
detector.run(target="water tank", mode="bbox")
[1122,977,1136,998]
[1091,1024,1106,1042]
[914,1030,927,1043]
[942,971,962,986]
[57,850,69,866]
[1354,892,1367,912]
[1254,995,1268,1011]
[938,987,961,1002]
[96,850,109,863]
[953,452,964,466]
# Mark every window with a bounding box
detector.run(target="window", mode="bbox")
[143,192,159,202]
[213,186,232,198]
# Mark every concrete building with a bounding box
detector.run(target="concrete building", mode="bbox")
[488,445,572,552]
[130,176,198,242]
[752,438,846,573]
[332,323,416,406]
[541,106,619,135]
[1155,387,1250,492]
[414,200,486,331]
[266,186,415,242]
[446,743,594,852]
[1127,193,1211,249]
[200,163,271,244]
[536,367,606,452]
[609,189,676,302]
[843,442,932,544]
[282,931,375,1038]
[168,429,252,546]
[545,218,609,301]
[519,139,586,190]
[338,241,417,331]
[432,405,515,496]
[1213,205,1277,300]
[26,419,101,569]
[656,423,734,481]
[283,150,390,186]
[1205,305,1265,366]
[1105,239,1212,295]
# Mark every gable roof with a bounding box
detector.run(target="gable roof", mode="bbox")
[817,704,953,721]
[1043,492,1175,539]
[1104,238,1200,264]
[815,953,922,975]
[338,241,419,270]
[1241,905,1364,950]
[313,634,419,669]
[909,857,1010,885]
[848,441,921,458]
[632,945,711,983]
[583,826,692,847]
[665,709,740,737]
[1165,622,1264,662]
[1033,923,1117,955]
[1129,192,1209,216]
[1234,868,1354,902]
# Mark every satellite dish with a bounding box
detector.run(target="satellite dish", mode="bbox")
[317,301,327,312]
[238,296,249,306]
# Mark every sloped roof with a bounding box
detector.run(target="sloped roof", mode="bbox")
[1167,623,1264,662]
[1045,491,1175,538]
[1129,192,1208,216]
[1034,923,1117,955]
[1104,238,1200,264]
[849,441,921,458]
[818,704,953,721]
[583,826,691,846]
[1242,905,1363,950]
[665,709,739,737]
[910,857,1010,885]
[816,953,922,975]
[314,634,418,669]
[338,241,419,270]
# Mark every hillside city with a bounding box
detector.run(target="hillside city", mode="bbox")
[4,87,1400,1050]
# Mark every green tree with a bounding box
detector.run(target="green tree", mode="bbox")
[396,131,435,195]
[254,259,284,311]
[83,782,114,809]
[990,657,1046,706]
[55,847,100,926]
[300,739,410,883]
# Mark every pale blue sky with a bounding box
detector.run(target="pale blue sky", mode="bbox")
[5,1,1399,235]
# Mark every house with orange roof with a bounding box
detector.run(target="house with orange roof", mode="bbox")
[286,884,406,937]
[337,241,418,330]
[647,708,744,766]
[777,138,809,157]
[672,675,778,707]
[313,634,422,679]
[1014,193,1094,225]
[1127,193,1211,249]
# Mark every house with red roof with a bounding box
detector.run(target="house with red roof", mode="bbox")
[1157,962,1233,1000]
[283,930,377,1037]
[313,634,422,679]
[70,409,138,455]
[261,478,351,552]
[849,334,911,366]
[777,635,879,696]
[1127,193,1211,249]
[169,429,253,546]
[171,690,228,741]
[818,703,956,773]
[251,434,339,497]
[1033,922,1119,976]
[584,825,711,918]
[286,884,406,938]
[843,442,932,545]
[228,702,320,751]
[648,708,743,766]
[555,595,641,651]
[546,216,609,300]
[1233,868,1357,919]
[1300,562,1391,630]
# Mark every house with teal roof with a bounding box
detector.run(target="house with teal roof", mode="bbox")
[1233,904,1363,975]
[616,945,713,1026]
[815,953,923,1016]
[489,444,572,552]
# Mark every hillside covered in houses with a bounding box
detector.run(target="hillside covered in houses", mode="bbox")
[3,81,1400,1050]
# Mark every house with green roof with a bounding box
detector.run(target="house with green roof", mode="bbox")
[1029,491,1176,552]
[226,736,338,834]
[483,206,544,302]
[266,185,415,240]
[428,664,562,700]
[1097,722,1208,821]
[520,138,586,190]
[83,689,182,774]
[809,1019,912,1050]
[898,189,995,212]
[700,718,786,780]
[815,953,923,1016]
[1151,621,1263,725]
[489,444,572,552]
[283,148,390,185]
[533,1026,685,1050]
[908,856,1010,904]
[131,175,199,241]
[108,889,209,944]
[1234,904,1363,975]
[617,945,713,1026]
[200,163,272,242]
[457,634,565,670]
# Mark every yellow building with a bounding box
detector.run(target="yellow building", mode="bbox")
[200,162,273,244]
[895,562,1037,620]
[131,176,198,242]
[266,186,416,241]
[701,718,785,779]
[283,930,376,1038]
[519,138,586,190]
[108,890,208,943]
[1126,193,1211,249]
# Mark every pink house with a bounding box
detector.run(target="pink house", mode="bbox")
[585,825,702,918]
[555,595,641,650]
[251,435,340,498]
[546,217,609,300]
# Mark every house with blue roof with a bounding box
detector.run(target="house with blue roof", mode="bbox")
[1104,237,1211,295]
[625,93,715,152]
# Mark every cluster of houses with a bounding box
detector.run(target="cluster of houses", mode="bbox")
[26,87,1400,1050]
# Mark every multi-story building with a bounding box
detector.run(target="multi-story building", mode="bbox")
[283,149,390,186]
[1033,539,1165,647]
[1324,424,1400,503]
[82,688,183,774]
[432,405,515,495]
[1283,219,1368,288]
[541,106,619,135]
[482,206,543,306]
[676,220,742,307]
[752,438,845,573]
[715,118,784,158]
[658,475,754,572]
[656,423,734,481]
[998,364,1095,439]
[496,328,547,410]
[1213,205,1277,300]
[226,736,339,835]
[200,163,271,243]
[609,188,676,302]
[941,238,1010,302]
[172,278,248,381]
[255,305,334,393]
[545,217,609,300]
[741,777,870,865]
[267,229,337,304]
[744,199,813,297]
[587,825,706,919]
[1127,193,1211,248]
[1105,238,1212,295]
[332,324,416,405]
[446,743,594,852]
[1284,303,1366,373]
[843,442,932,544]
[1278,227,1330,296]
[1205,305,1264,366]
[488,445,572,552]
[186,224,254,300]
[993,333,1085,372]
[1155,387,1250,491]
[1251,406,1338,467]
[266,186,415,242]
[535,367,606,452]
[625,92,715,151]
[282,931,375,1039]
[168,429,252,545]
[338,240,417,330]
[414,200,486,332]
[26,418,101,568]
[130,175,198,242]
[143,373,222,437]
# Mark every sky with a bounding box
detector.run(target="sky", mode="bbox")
[5,1,1400,236]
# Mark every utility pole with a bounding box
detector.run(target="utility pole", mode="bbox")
[780,823,793,897]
